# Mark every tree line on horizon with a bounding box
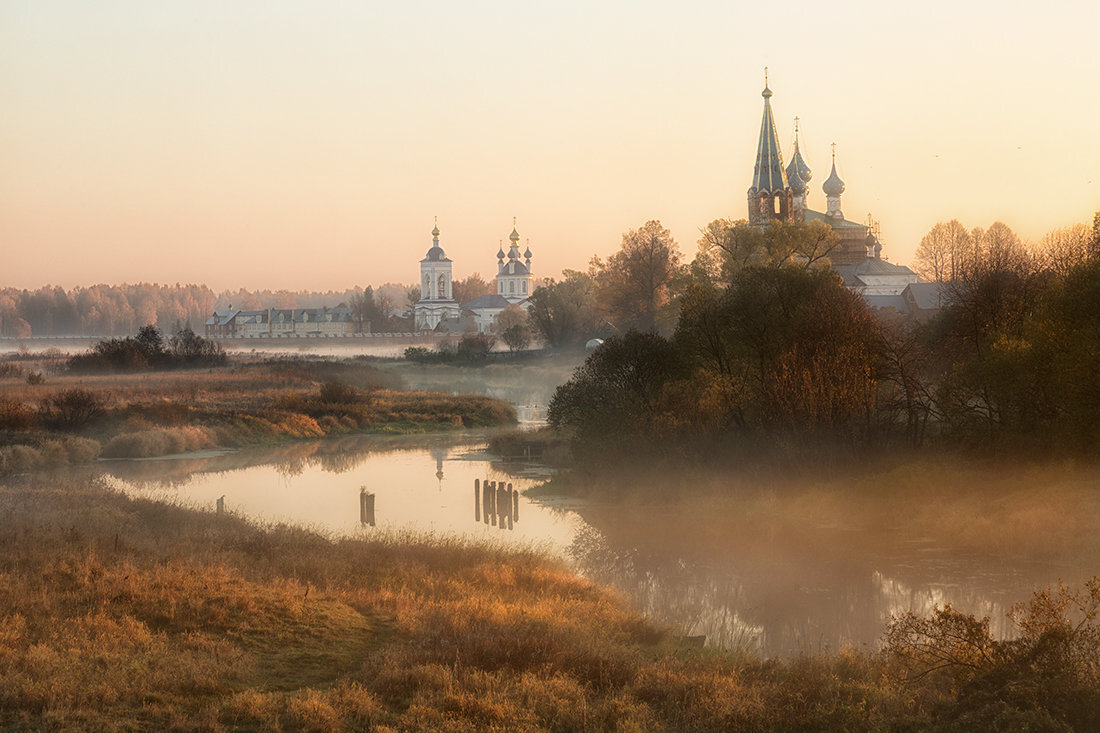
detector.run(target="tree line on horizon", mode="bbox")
[547,211,1100,465]
[0,282,422,338]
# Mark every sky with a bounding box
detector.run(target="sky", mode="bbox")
[2,1,1099,292]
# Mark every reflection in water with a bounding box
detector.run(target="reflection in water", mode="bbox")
[90,439,1100,659]
[359,488,375,527]
[569,484,1100,658]
[474,479,520,531]
[99,433,581,552]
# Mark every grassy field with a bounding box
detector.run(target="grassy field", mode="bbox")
[0,357,516,473]
[2,473,1097,731]
[0,474,900,731]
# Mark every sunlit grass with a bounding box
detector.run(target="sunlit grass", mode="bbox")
[0,474,947,731]
[0,359,516,471]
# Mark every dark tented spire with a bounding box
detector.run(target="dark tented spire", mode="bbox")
[751,73,788,193]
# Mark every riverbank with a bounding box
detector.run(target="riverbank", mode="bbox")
[0,473,906,730]
[3,473,1097,730]
[0,358,516,473]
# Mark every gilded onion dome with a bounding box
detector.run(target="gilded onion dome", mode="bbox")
[424,222,448,261]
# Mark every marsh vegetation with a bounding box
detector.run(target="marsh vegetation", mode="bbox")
[0,351,515,473]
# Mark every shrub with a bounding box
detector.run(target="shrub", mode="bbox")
[26,372,44,385]
[0,361,23,378]
[886,577,1100,729]
[40,388,105,429]
[68,325,226,373]
[102,427,216,458]
[319,381,362,404]
[0,398,35,430]
[0,444,42,473]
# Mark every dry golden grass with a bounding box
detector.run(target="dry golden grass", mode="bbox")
[0,359,516,469]
[0,475,928,731]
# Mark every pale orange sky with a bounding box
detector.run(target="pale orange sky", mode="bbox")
[2,1,1098,291]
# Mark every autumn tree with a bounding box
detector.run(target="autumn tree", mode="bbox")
[548,330,685,460]
[591,220,681,333]
[913,219,971,282]
[451,273,494,305]
[676,265,880,450]
[526,271,601,349]
[698,219,840,284]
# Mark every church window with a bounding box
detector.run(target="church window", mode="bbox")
[522,281,527,294]
[772,195,781,216]
[509,281,515,294]
[438,275,446,298]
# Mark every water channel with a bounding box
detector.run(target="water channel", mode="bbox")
[94,432,1100,658]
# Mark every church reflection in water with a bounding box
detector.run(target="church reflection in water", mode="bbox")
[474,478,519,530]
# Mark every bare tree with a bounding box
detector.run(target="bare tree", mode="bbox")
[1036,223,1093,276]
[913,220,971,282]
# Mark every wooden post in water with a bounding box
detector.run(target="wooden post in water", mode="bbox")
[216,495,225,515]
[490,479,499,526]
[506,485,514,530]
[497,482,507,531]
[509,483,518,523]
[474,478,481,523]
[482,479,491,525]
[360,487,375,527]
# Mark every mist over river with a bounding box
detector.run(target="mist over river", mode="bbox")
[88,434,1100,658]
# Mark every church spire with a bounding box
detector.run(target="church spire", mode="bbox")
[747,69,794,225]
[751,68,788,193]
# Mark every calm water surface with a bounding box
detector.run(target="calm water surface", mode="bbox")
[97,436,1100,658]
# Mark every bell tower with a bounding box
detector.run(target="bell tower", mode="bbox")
[747,69,794,225]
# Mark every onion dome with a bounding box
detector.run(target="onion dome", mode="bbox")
[823,159,845,196]
[787,169,806,196]
[424,221,447,261]
[496,245,506,260]
[786,119,812,183]
[523,247,532,259]
[509,227,520,243]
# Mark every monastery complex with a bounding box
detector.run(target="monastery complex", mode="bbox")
[204,78,941,339]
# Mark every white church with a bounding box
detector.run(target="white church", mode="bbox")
[413,220,535,332]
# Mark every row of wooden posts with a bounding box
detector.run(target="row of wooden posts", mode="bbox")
[221,483,512,529]
[476,478,519,530]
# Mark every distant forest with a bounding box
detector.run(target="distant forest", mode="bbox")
[0,283,416,338]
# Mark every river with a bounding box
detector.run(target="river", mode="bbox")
[92,433,1100,658]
